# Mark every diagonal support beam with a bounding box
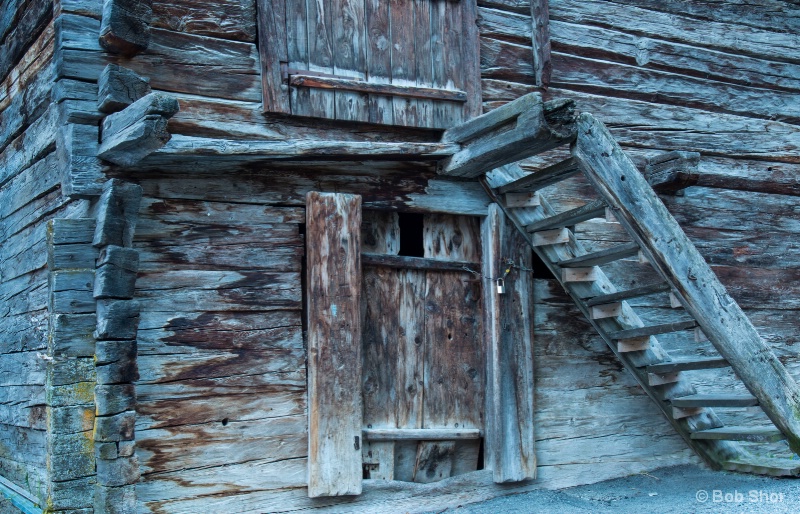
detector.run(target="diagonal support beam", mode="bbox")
[573,112,800,455]
[438,93,576,178]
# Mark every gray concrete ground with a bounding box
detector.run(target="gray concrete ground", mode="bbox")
[444,465,800,513]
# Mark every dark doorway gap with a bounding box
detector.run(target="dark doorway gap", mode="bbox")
[397,212,425,257]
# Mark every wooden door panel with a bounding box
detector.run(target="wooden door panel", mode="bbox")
[260,0,480,127]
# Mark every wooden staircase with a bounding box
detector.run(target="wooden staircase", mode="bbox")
[441,95,800,476]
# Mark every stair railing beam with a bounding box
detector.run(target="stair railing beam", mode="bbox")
[572,113,800,454]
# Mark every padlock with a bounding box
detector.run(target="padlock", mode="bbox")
[496,278,506,295]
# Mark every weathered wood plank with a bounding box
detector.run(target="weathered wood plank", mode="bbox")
[365,0,392,124]
[151,0,256,42]
[361,253,479,272]
[530,0,551,88]
[140,134,459,162]
[332,0,367,122]
[289,74,467,102]
[440,95,576,178]
[573,113,800,454]
[306,192,363,497]
[257,0,289,113]
[99,92,179,166]
[99,0,153,56]
[0,0,51,82]
[549,0,800,64]
[97,63,152,113]
[482,204,536,483]
[390,0,417,126]
[422,215,483,479]
[304,0,335,118]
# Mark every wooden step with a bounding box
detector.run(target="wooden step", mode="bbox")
[525,200,606,233]
[559,242,640,268]
[690,427,785,443]
[672,394,759,408]
[721,456,800,477]
[585,282,670,307]
[532,228,570,246]
[497,157,581,194]
[645,357,729,373]
[609,320,697,341]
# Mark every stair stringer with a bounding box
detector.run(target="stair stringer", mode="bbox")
[483,164,744,469]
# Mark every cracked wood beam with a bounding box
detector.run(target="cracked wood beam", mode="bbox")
[438,93,576,178]
[99,0,153,56]
[644,150,701,194]
[98,64,152,113]
[99,92,179,167]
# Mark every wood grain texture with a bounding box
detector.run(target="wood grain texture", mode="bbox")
[482,204,536,483]
[573,113,800,454]
[306,192,363,497]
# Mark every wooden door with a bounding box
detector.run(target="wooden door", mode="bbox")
[305,198,536,497]
[258,0,482,128]
[361,212,485,482]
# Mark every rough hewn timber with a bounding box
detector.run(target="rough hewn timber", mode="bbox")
[440,94,576,178]
[99,92,179,167]
[573,113,800,455]
[482,204,536,483]
[306,192,363,497]
[97,64,152,113]
[99,0,153,56]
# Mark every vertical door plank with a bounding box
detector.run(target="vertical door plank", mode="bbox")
[412,441,455,483]
[460,0,482,120]
[441,0,464,126]
[286,0,310,114]
[365,0,393,124]
[258,0,290,112]
[481,204,536,483]
[306,192,363,497]
[305,0,335,118]
[420,214,484,481]
[430,0,449,128]
[332,0,368,121]
[390,0,418,126]
[413,0,433,128]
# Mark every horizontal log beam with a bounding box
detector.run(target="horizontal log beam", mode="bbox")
[98,92,179,166]
[138,135,460,163]
[99,0,153,56]
[362,253,479,272]
[439,93,576,178]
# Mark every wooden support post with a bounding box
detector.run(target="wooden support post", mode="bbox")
[573,113,800,454]
[439,94,575,178]
[306,192,363,497]
[482,204,536,483]
[99,0,153,56]
[99,92,179,167]
[97,64,152,113]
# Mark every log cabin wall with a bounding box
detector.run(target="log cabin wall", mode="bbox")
[1,0,798,512]
[480,0,800,485]
[1,0,97,510]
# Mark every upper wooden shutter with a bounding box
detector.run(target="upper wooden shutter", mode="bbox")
[258,0,482,129]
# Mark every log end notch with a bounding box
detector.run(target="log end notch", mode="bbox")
[438,93,576,178]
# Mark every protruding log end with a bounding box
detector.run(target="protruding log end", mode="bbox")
[99,0,153,56]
